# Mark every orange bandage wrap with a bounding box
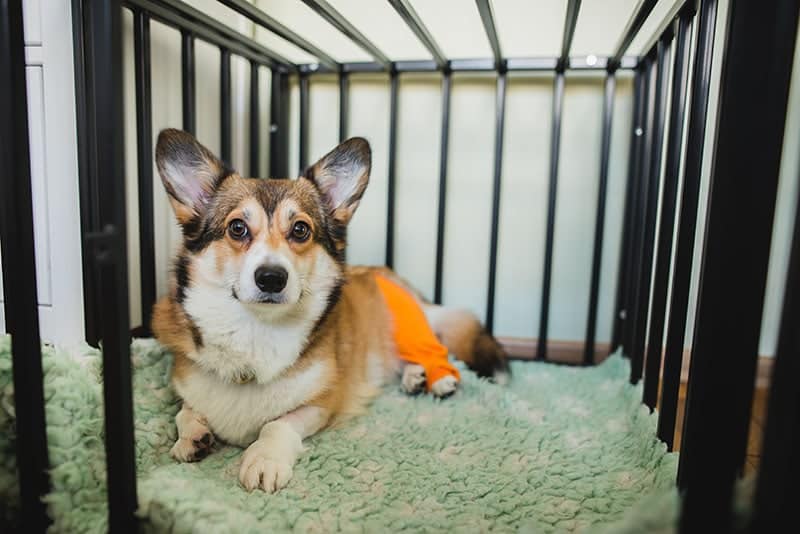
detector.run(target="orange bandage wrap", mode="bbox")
[374,274,460,391]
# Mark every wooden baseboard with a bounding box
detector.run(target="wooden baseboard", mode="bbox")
[497,336,774,387]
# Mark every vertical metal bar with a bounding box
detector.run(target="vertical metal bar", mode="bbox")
[622,58,655,361]
[537,72,565,359]
[0,0,50,529]
[433,71,452,304]
[385,71,399,268]
[750,177,800,532]
[643,15,692,410]
[658,0,718,450]
[269,70,289,178]
[583,73,616,365]
[72,0,101,346]
[629,36,671,384]
[83,0,139,528]
[249,60,260,177]
[611,69,646,351]
[339,71,349,142]
[220,48,232,164]
[299,73,309,172]
[485,72,507,333]
[133,10,155,335]
[677,0,799,528]
[181,30,195,135]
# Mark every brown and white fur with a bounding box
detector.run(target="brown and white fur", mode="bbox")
[151,129,510,493]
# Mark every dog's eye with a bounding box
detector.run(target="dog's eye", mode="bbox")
[228,219,248,240]
[291,221,311,242]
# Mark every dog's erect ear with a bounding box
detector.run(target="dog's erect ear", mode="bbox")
[303,137,371,225]
[156,128,231,225]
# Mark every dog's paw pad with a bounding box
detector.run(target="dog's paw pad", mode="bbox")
[431,375,458,398]
[401,364,426,395]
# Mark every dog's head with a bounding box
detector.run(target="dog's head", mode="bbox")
[156,128,370,321]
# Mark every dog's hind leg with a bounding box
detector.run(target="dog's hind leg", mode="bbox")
[423,305,511,384]
[400,363,426,395]
[170,403,215,462]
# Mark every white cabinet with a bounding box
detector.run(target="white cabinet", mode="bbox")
[0,0,85,344]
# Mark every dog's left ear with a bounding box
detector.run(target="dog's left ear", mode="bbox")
[303,137,371,225]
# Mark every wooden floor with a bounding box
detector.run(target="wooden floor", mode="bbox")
[672,383,770,476]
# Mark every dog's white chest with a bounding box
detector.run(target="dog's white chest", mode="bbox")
[175,360,327,447]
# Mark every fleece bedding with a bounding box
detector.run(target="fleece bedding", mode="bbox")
[0,335,683,533]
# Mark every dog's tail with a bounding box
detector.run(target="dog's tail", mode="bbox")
[422,304,511,385]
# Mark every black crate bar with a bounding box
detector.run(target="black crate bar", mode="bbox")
[751,174,800,531]
[124,0,289,68]
[484,72,507,334]
[629,35,671,384]
[658,0,718,450]
[583,72,615,365]
[300,0,390,68]
[475,0,506,333]
[385,71,399,268]
[181,30,196,135]
[74,0,139,528]
[643,13,692,410]
[475,0,502,70]
[270,71,290,178]
[537,72,564,359]
[433,71,452,304]
[610,0,659,70]
[220,48,232,163]
[386,0,452,301]
[611,68,646,351]
[217,0,338,70]
[678,0,799,529]
[73,0,101,345]
[0,0,50,529]
[133,9,156,336]
[622,56,655,362]
[536,0,582,357]
[608,0,662,359]
[389,0,448,69]
[339,72,349,142]
[559,0,582,70]
[299,73,310,172]
[250,61,260,177]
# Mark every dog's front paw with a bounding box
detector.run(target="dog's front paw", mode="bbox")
[239,441,294,493]
[171,418,214,462]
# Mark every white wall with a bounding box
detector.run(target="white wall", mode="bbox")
[6,0,797,355]
[117,0,798,353]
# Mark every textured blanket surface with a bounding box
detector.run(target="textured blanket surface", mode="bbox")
[0,336,681,533]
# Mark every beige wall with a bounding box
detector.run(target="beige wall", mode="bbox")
[113,0,798,356]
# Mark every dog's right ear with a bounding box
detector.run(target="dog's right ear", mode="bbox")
[156,128,230,226]
[302,137,371,226]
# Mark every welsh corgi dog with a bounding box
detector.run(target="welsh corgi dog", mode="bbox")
[151,129,510,493]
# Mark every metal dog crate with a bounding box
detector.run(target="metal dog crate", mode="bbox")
[1,0,799,531]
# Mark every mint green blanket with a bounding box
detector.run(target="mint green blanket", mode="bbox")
[0,336,681,532]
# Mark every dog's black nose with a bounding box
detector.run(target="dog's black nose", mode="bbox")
[254,266,288,293]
